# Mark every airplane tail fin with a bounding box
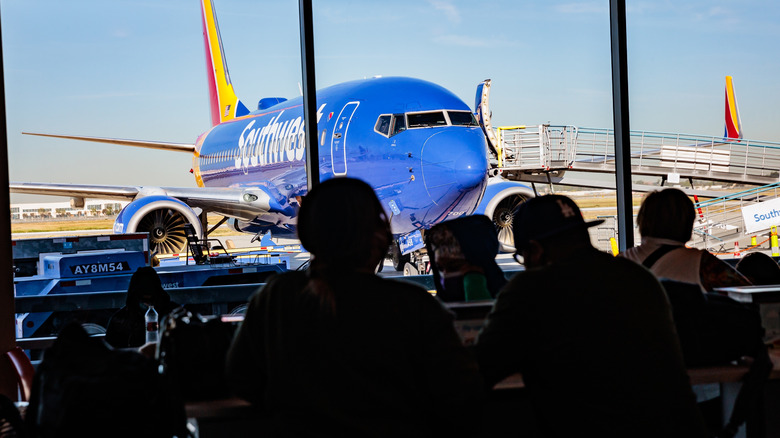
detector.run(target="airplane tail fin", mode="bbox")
[201,0,250,126]
[724,75,743,140]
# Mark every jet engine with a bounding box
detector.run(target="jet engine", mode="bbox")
[113,196,203,254]
[473,178,535,252]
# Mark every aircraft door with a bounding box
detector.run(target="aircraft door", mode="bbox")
[331,101,359,175]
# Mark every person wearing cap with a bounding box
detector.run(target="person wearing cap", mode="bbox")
[226,177,483,436]
[475,195,705,437]
[620,188,749,292]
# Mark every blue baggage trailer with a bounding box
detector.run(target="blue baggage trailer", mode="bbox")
[13,233,288,338]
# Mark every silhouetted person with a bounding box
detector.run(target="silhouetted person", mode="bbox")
[620,188,749,291]
[226,177,483,437]
[105,266,177,348]
[476,195,706,438]
[736,252,780,285]
[426,214,506,301]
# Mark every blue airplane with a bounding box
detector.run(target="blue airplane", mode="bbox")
[11,0,533,270]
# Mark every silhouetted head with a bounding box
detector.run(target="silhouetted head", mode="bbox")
[736,252,780,285]
[637,188,695,242]
[298,177,391,272]
[126,266,170,312]
[426,215,506,300]
[511,195,603,268]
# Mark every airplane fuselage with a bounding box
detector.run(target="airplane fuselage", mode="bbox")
[193,76,489,236]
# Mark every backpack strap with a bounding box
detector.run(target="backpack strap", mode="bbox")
[642,245,682,269]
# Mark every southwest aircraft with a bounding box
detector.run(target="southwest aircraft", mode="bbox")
[11,0,532,270]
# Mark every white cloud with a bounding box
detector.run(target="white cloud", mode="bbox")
[428,0,461,24]
[695,6,731,20]
[112,29,130,38]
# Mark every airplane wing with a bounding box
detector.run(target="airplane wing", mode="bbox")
[10,182,140,200]
[22,133,196,153]
[9,182,276,221]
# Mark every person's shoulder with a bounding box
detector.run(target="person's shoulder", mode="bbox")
[497,269,538,299]
[602,249,660,276]
[679,246,708,256]
[374,275,431,297]
[269,270,307,282]
[248,270,306,300]
[108,306,133,322]
[619,245,642,262]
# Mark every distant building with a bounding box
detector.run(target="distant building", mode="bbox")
[10,199,129,220]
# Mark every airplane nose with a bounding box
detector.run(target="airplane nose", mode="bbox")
[420,129,488,206]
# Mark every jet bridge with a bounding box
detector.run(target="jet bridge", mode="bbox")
[484,123,780,255]
[491,125,780,187]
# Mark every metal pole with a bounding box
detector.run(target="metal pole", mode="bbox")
[609,0,634,251]
[299,0,319,190]
[0,6,20,399]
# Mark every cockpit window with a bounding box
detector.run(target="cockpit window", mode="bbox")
[375,114,406,137]
[448,111,479,126]
[375,115,391,136]
[391,114,406,136]
[376,110,478,137]
[407,111,447,128]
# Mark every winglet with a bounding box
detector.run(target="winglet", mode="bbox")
[724,76,742,140]
[201,0,249,126]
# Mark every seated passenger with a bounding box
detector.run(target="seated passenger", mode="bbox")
[105,266,178,349]
[226,177,483,436]
[426,215,506,302]
[736,252,780,285]
[476,195,706,437]
[620,188,749,291]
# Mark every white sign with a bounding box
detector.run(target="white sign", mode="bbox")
[741,198,780,234]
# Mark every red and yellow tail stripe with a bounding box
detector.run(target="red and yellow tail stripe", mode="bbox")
[201,0,249,126]
[724,76,742,140]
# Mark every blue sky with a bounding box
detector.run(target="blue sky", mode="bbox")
[2,0,779,201]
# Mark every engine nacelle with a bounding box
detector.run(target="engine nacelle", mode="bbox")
[473,177,535,252]
[114,195,203,254]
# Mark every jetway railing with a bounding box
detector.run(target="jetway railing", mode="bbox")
[691,183,780,252]
[579,184,780,254]
[575,128,780,182]
[496,125,577,171]
[496,125,780,185]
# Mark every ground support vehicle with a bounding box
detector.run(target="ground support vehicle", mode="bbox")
[13,233,288,338]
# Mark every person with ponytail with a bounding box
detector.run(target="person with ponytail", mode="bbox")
[226,177,483,437]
